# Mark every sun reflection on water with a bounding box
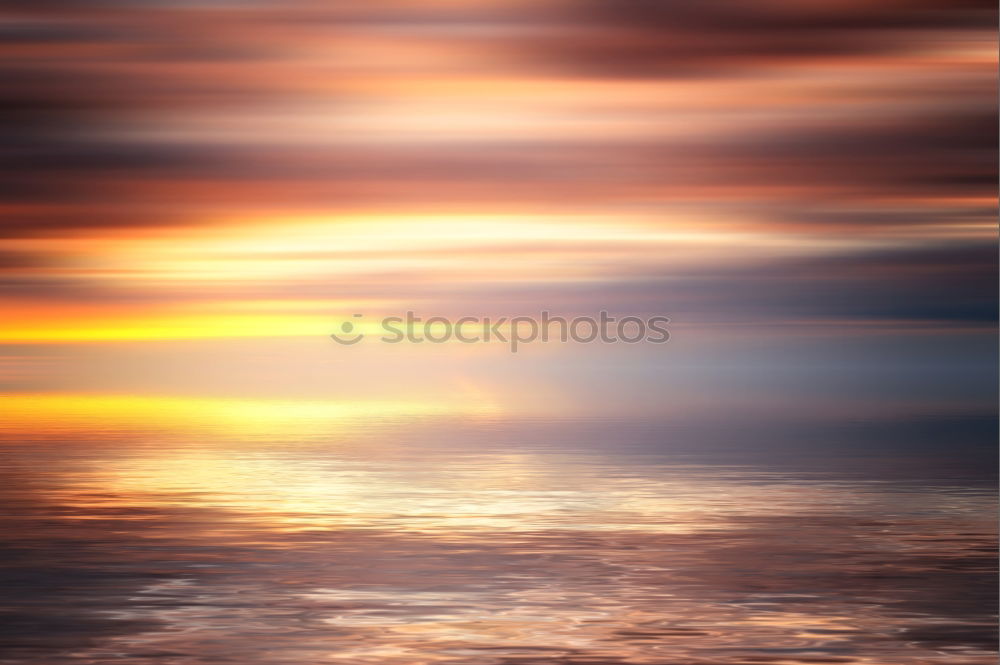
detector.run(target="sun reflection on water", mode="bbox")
[0,396,995,664]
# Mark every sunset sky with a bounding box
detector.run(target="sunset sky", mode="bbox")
[1,0,995,418]
[0,4,997,664]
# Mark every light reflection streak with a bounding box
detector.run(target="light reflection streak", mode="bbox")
[0,407,994,664]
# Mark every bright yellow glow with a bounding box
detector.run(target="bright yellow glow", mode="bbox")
[2,212,907,289]
[0,312,335,343]
[0,393,502,434]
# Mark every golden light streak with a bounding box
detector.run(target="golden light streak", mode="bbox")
[0,311,333,343]
[0,393,502,433]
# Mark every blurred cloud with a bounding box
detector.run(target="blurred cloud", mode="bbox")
[0,0,994,410]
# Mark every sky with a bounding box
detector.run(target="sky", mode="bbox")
[0,0,996,420]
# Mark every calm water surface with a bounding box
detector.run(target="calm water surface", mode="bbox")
[0,406,996,664]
